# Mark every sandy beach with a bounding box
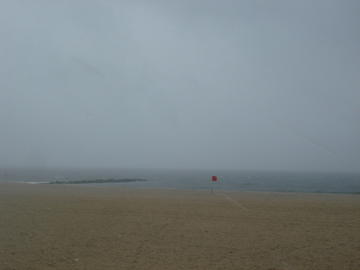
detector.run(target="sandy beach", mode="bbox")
[0,182,359,270]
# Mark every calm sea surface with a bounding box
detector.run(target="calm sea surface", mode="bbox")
[1,168,359,194]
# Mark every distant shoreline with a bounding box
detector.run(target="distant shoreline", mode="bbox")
[6,181,358,195]
[48,178,147,185]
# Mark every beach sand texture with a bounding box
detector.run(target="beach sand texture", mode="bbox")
[0,183,359,270]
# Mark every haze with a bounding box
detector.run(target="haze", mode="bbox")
[0,0,359,172]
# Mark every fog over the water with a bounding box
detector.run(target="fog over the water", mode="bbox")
[0,0,359,172]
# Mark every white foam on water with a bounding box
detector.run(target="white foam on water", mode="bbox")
[25,181,49,184]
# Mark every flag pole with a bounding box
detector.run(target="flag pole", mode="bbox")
[211,176,217,194]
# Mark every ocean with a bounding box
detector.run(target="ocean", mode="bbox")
[1,168,359,194]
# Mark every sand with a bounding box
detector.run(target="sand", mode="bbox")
[0,182,359,270]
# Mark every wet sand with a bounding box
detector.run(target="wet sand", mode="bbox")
[0,182,359,270]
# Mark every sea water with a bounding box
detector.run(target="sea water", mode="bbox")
[1,168,359,194]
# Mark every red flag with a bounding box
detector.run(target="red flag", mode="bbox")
[211,176,218,182]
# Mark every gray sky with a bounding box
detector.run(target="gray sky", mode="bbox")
[0,0,359,172]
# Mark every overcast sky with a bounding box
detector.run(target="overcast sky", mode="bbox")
[0,0,359,172]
